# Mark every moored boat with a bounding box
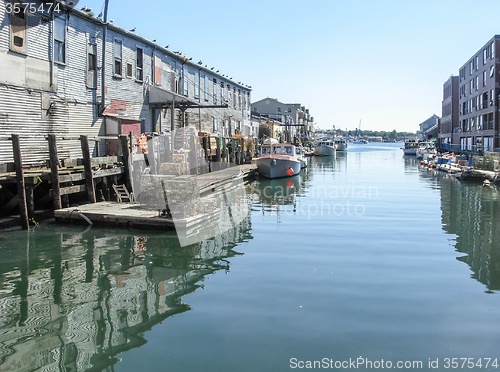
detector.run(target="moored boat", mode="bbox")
[313,140,336,156]
[402,139,419,156]
[255,140,302,178]
[334,137,348,151]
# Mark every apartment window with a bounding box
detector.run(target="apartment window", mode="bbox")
[226,85,231,105]
[114,39,122,77]
[86,43,97,89]
[220,82,224,103]
[490,65,494,78]
[483,70,487,86]
[213,117,218,132]
[476,76,479,90]
[475,56,479,70]
[136,47,143,81]
[491,42,495,59]
[54,16,66,63]
[277,107,281,113]
[10,1,26,54]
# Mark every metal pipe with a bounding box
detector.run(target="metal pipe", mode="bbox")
[100,0,109,115]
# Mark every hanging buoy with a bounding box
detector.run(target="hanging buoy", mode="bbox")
[287,180,294,188]
[287,168,294,176]
[272,159,276,166]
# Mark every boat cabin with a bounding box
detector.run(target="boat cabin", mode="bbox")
[260,144,296,157]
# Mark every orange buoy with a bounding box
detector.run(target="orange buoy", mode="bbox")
[287,180,294,188]
[287,168,294,176]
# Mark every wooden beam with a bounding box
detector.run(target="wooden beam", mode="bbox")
[119,135,133,193]
[48,134,62,210]
[80,135,96,203]
[12,134,29,229]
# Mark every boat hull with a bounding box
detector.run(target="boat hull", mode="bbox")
[335,143,347,151]
[314,145,336,156]
[256,156,301,178]
[403,149,417,156]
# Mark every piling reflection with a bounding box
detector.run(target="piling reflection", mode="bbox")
[417,165,500,291]
[439,179,500,291]
[0,217,252,371]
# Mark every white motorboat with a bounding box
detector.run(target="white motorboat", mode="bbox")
[334,137,348,151]
[295,146,307,168]
[416,142,437,159]
[402,139,419,156]
[313,140,336,156]
[255,139,302,178]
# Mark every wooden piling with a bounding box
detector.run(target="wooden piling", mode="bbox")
[119,135,133,193]
[80,135,96,203]
[48,134,62,210]
[12,134,29,230]
[147,134,157,174]
[240,138,245,164]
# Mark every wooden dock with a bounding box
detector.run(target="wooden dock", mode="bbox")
[54,163,256,230]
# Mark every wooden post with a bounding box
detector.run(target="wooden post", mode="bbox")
[80,135,96,203]
[147,134,156,174]
[202,136,209,173]
[119,135,133,193]
[165,135,172,163]
[48,134,62,210]
[26,184,34,219]
[188,133,197,175]
[216,136,221,162]
[12,134,29,230]
[240,138,245,164]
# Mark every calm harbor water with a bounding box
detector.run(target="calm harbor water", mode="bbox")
[1,143,500,371]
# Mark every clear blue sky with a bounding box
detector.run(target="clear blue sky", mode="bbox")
[79,0,500,133]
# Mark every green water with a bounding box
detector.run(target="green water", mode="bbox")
[1,143,500,371]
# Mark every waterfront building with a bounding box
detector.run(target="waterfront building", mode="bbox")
[417,114,440,141]
[457,35,499,154]
[438,76,459,152]
[251,97,314,143]
[0,0,252,165]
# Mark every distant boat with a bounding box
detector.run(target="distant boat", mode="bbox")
[255,139,302,178]
[313,139,336,156]
[402,139,419,156]
[334,137,348,151]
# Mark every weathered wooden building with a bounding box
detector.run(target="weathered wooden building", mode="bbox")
[0,0,253,166]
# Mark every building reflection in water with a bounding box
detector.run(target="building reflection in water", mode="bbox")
[418,166,500,291]
[0,208,252,371]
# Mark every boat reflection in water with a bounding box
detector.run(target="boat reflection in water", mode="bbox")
[0,214,252,371]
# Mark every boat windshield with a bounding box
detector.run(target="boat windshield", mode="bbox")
[284,146,293,155]
[273,146,282,154]
[261,146,271,155]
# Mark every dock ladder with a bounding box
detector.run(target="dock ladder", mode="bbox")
[112,184,131,203]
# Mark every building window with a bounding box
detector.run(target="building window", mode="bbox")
[213,78,217,104]
[204,75,209,101]
[490,65,494,78]
[114,39,122,77]
[136,47,143,81]
[277,107,281,113]
[54,16,66,63]
[194,71,200,99]
[126,63,133,78]
[183,66,188,96]
[10,1,27,54]
[213,117,218,132]
[86,43,97,89]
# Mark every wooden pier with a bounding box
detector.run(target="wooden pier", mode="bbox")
[0,132,257,230]
[53,163,256,230]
